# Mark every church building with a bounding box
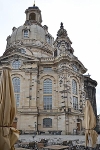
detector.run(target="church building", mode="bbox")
[0,3,97,134]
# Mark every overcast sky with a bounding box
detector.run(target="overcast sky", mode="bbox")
[0,0,100,114]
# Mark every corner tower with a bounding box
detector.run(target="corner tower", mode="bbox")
[53,23,74,57]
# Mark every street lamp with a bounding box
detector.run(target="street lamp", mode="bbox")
[35,122,37,131]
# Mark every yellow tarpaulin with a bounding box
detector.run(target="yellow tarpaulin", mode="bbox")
[84,100,98,148]
[0,67,19,150]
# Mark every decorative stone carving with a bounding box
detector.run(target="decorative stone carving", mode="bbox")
[59,79,63,86]
[57,41,71,53]
[57,22,67,38]
[14,54,19,60]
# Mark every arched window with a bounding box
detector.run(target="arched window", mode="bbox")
[43,79,52,110]
[43,118,52,128]
[72,79,78,110]
[72,79,77,95]
[29,13,36,20]
[12,60,21,69]
[12,77,20,107]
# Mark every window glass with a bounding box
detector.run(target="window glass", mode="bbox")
[44,67,52,72]
[20,48,26,54]
[43,79,52,110]
[43,96,52,110]
[12,60,21,69]
[46,36,50,44]
[73,96,78,110]
[24,30,28,37]
[15,94,20,107]
[43,118,52,128]
[43,79,52,94]
[72,79,77,95]
[72,79,78,110]
[73,65,78,72]
[12,77,20,107]
[12,78,20,93]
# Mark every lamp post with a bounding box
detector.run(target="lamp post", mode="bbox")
[35,122,37,131]
[61,101,68,135]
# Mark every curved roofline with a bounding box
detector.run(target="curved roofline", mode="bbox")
[71,57,87,74]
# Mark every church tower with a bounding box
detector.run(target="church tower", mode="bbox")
[54,23,74,57]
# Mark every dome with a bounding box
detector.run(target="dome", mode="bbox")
[10,24,46,44]
[6,23,54,54]
[5,4,54,56]
[8,4,46,44]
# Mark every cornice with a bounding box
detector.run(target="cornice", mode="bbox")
[5,39,54,56]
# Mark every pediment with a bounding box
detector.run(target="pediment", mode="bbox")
[0,52,38,64]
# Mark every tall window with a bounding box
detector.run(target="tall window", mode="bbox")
[12,60,21,69]
[43,79,52,110]
[72,79,77,95]
[72,79,78,110]
[43,118,52,128]
[73,96,78,110]
[12,77,20,107]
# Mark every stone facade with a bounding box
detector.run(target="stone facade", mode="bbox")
[84,75,97,118]
[97,114,100,132]
[0,4,97,135]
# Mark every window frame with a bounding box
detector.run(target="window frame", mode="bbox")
[73,96,78,110]
[12,60,21,69]
[43,95,52,110]
[72,79,78,110]
[43,79,52,110]
[72,64,78,72]
[43,67,52,72]
[43,118,52,128]
[12,77,20,107]
[72,79,77,95]
[23,30,29,38]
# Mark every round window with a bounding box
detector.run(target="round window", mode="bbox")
[12,60,21,69]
